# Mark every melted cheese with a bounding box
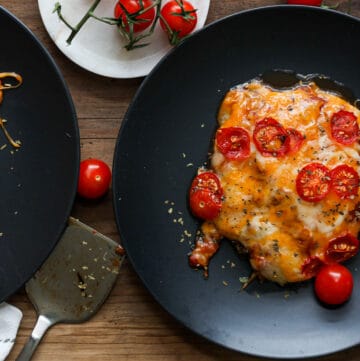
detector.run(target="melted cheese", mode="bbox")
[201,80,360,285]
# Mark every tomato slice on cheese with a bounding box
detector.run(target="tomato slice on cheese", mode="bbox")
[330,164,359,200]
[301,256,324,278]
[253,118,290,157]
[216,127,250,160]
[296,163,331,202]
[330,110,359,146]
[325,234,359,263]
[189,172,223,220]
[286,128,305,154]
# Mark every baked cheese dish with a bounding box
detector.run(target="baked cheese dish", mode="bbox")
[188,79,360,285]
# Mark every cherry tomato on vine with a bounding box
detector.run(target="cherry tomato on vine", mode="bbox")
[330,110,359,146]
[287,0,322,5]
[160,0,197,43]
[315,264,354,305]
[324,233,359,263]
[216,127,251,160]
[78,159,112,199]
[330,164,359,200]
[114,0,156,33]
[296,163,331,202]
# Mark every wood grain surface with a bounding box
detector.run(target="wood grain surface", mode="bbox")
[3,0,360,360]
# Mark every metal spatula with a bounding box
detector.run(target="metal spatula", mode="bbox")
[16,217,125,361]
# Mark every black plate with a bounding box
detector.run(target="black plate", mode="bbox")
[0,7,79,301]
[113,6,360,359]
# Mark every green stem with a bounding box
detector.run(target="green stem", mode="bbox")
[54,3,76,31]
[54,0,164,50]
[118,0,162,50]
[90,14,118,25]
[65,0,102,44]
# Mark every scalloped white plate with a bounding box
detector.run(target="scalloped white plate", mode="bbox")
[38,0,210,78]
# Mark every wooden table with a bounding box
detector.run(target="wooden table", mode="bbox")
[3,0,360,360]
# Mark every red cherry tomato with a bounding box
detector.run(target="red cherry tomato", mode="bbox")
[160,0,197,39]
[325,233,359,263]
[253,118,290,157]
[330,164,359,200]
[189,172,223,220]
[216,127,251,160]
[287,0,322,5]
[301,256,324,278]
[315,264,353,305]
[189,190,222,220]
[330,110,359,146]
[114,0,155,32]
[296,163,331,202]
[286,128,305,154]
[190,172,223,196]
[77,159,112,199]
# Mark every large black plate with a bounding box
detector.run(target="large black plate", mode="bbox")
[113,6,360,359]
[0,7,79,301]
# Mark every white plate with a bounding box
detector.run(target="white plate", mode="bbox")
[38,0,210,78]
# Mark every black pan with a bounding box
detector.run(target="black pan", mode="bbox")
[0,7,79,301]
[113,6,360,359]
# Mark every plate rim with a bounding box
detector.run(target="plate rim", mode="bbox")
[37,0,211,79]
[0,5,80,302]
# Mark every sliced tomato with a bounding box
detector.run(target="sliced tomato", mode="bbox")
[324,233,359,263]
[296,163,331,202]
[330,110,359,146]
[189,189,222,220]
[253,118,290,157]
[286,128,305,154]
[190,172,223,196]
[301,256,324,278]
[330,164,359,200]
[216,127,251,160]
[189,172,223,220]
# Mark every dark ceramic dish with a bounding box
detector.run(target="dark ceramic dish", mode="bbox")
[113,6,360,359]
[0,7,79,302]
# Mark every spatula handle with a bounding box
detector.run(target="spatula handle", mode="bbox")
[16,315,54,361]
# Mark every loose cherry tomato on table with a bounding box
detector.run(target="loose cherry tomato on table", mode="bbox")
[216,127,251,160]
[160,0,197,45]
[253,118,290,157]
[324,233,359,263]
[77,159,112,199]
[315,264,354,305]
[189,172,223,220]
[114,0,156,32]
[330,164,359,200]
[287,0,322,5]
[296,163,331,202]
[330,110,359,146]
